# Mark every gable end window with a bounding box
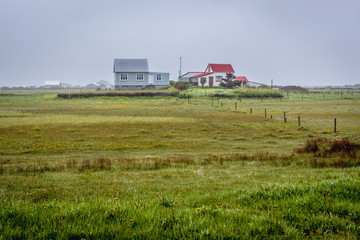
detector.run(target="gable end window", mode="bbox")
[136,74,144,81]
[156,74,162,81]
[120,74,128,81]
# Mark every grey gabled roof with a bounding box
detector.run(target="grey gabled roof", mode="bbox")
[114,59,149,73]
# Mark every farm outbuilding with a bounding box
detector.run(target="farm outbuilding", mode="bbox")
[114,59,169,90]
[234,76,249,87]
[177,72,203,84]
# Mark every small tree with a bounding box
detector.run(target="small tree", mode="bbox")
[219,73,242,89]
[200,78,206,88]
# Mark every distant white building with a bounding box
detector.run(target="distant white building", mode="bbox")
[86,83,99,88]
[61,83,72,88]
[97,80,113,89]
[43,81,62,88]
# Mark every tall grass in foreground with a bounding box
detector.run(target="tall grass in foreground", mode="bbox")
[1,138,359,238]
[1,175,359,239]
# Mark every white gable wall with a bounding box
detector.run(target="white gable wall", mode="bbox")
[196,72,228,87]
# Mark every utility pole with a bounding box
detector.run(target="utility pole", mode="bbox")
[178,57,182,78]
[271,79,273,89]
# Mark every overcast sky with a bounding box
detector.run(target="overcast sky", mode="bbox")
[0,0,359,87]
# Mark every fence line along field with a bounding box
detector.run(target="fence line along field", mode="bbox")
[0,88,359,239]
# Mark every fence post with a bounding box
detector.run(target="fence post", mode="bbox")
[283,112,286,123]
[212,98,213,107]
[239,97,241,103]
[250,108,252,114]
[265,108,267,118]
[188,98,190,104]
[271,115,273,119]
[334,118,337,133]
[235,102,237,110]
[298,116,300,126]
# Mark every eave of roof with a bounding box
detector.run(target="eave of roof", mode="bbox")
[179,72,203,78]
[192,72,213,78]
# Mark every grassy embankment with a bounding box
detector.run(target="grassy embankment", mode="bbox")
[0,88,359,239]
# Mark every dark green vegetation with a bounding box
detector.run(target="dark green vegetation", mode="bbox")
[57,91,178,99]
[0,89,359,239]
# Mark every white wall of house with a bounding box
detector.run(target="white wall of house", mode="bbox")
[197,72,228,87]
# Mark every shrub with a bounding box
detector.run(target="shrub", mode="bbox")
[157,86,170,90]
[174,82,188,91]
[258,84,271,89]
[234,88,283,98]
[178,92,191,99]
[295,138,360,157]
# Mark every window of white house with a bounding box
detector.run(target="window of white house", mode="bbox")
[156,74,162,81]
[136,74,144,81]
[120,74,128,81]
[216,76,222,82]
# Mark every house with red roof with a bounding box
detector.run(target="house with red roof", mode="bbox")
[234,76,264,87]
[179,63,235,87]
[233,76,248,87]
[233,76,248,82]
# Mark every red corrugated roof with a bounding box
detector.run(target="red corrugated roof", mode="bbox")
[234,76,248,82]
[192,72,213,78]
[208,64,235,73]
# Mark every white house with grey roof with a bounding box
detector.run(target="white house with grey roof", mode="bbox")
[113,59,169,90]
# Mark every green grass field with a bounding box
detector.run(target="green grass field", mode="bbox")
[0,89,359,239]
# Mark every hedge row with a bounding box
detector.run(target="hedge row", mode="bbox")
[209,93,283,99]
[57,92,177,99]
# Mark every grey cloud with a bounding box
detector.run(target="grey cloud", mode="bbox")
[0,0,359,87]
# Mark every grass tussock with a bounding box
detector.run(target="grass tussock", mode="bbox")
[2,147,358,175]
[295,138,360,167]
[295,138,360,156]
[0,153,298,175]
